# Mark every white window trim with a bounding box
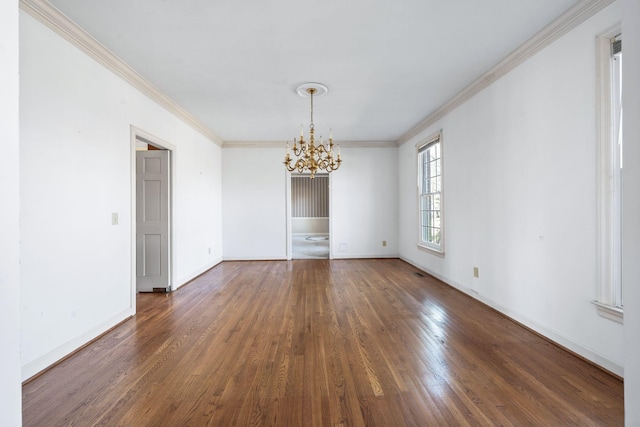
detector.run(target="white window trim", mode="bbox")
[417,131,444,256]
[593,301,623,323]
[594,25,623,323]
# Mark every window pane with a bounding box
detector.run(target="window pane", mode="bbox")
[420,195,428,210]
[433,228,441,244]
[428,177,436,192]
[433,193,440,211]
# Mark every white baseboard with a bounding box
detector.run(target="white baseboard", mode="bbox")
[22,307,134,382]
[174,257,223,290]
[222,256,288,261]
[331,253,399,259]
[399,256,624,377]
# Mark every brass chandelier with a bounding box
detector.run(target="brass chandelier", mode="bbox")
[284,83,342,179]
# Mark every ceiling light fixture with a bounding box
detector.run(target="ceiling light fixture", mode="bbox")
[284,83,342,179]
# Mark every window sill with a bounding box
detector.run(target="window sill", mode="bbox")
[592,301,623,324]
[417,244,444,257]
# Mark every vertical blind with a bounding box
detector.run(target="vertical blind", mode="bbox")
[292,176,329,217]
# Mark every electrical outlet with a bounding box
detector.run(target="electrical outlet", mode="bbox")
[382,240,387,247]
[473,267,479,278]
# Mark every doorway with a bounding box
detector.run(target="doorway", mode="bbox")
[290,174,330,259]
[132,128,174,293]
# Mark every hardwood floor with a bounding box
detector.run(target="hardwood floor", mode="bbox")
[22,259,624,426]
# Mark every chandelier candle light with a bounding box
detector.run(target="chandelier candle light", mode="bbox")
[284,83,342,179]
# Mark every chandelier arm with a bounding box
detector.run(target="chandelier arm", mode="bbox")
[284,156,296,172]
[295,159,307,172]
[293,143,304,156]
[316,144,330,154]
[322,154,331,163]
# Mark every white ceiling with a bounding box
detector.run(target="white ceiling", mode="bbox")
[46,0,579,143]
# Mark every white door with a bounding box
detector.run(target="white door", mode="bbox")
[136,150,170,292]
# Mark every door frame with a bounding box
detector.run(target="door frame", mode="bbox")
[130,126,176,305]
[285,171,332,260]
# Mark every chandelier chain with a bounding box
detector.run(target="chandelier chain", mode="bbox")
[309,88,315,130]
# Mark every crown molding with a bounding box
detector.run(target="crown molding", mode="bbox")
[19,0,223,147]
[223,141,287,148]
[396,0,616,146]
[333,140,397,148]
[223,140,397,148]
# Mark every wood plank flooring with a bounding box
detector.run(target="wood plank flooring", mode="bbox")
[22,259,624,426]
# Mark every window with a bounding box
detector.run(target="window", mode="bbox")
[595,30,623,322]
[417,132,443,254]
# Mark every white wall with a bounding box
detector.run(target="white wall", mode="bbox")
[222,146,288,260]
[171,135,223,287]
[331,146,398,258]
[0,1,22,425]
[622,0,640,423]
[292,218,329,234]
[398,3,624,375]
[222,145,398,260]
[19,11,223,380]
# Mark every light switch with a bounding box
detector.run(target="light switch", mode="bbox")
[112,212,119,225]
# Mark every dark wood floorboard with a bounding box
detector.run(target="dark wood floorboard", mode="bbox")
[22,259,624,426]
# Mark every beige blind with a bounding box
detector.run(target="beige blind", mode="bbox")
[292,176,329,217]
